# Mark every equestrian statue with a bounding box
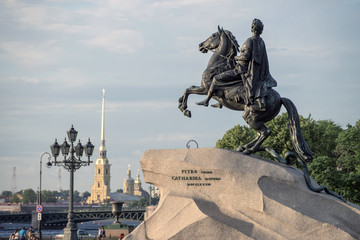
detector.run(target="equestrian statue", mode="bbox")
[178,19,314,163]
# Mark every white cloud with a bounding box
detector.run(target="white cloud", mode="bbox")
[0,41,63,67]
[131,150,143,157]
[107,101,174,112]
[82,30,144,53]
[138,133,193,142]
[268,45,331,58]
[2,2,98,35]
[152,0,218,9]
[175,36,202,54]
[0,156,18,163]
[12,4,70,28]
[10,76,40,84]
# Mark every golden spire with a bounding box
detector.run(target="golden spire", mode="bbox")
[99,89,107,156]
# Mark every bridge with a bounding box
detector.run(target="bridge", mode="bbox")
[0,209,145,227]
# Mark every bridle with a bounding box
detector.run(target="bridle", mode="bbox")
[203,32,238,65]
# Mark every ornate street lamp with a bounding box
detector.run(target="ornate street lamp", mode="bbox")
[49,125,94,240]
[38,152,51,240]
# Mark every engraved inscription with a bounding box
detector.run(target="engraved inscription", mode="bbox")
[171,169,221,186]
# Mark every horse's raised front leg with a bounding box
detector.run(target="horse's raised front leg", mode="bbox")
[178,85,207,118]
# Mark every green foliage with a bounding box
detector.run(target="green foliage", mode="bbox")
[82,191,91,199]
[216,124,255,150]
[73,190,82,202]
[262,113,296,156]
[307,156,342,190]
[5,189,93,204]
[1,191,12,197]
[21,189,37,203]
[59,190,69,200]
[130,197,148,208]
[150,196,160,206]
[300,118,342,158]
[216,114,360,204]
[332,121,360,203]
[41,190,57,203]
[335,120,360,172]
[10,194,20,203]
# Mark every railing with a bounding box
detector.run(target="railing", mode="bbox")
[0,209,145,225]
[0,213,31,223]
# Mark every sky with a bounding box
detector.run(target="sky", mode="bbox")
[0,0,359,195]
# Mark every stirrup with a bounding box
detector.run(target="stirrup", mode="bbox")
[195,100,209,107]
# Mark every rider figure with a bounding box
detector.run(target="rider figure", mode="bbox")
[196,18,277,111]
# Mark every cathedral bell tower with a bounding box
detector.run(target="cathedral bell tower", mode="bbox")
[87,89,111,204]
[123,164,134,195]
[134,169,143,196]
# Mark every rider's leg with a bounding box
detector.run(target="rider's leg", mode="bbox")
[196,69,238,107]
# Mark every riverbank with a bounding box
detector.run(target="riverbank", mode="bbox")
[0,220,139,239]
[0,237,124,240]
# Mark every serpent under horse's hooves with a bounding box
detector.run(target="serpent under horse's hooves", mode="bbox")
[178,27,313,162]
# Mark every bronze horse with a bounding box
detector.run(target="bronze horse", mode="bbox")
[178,27,313,162]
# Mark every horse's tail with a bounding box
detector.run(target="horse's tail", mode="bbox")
[281,98,314,162]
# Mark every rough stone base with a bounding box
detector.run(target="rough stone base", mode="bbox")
[125,148,360,240]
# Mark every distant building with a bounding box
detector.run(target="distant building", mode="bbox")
[150,186,160,199]
[134,170,142,196]
[123,164,134,195]
[87,89,111,204]
[0,196,8,203]
[123,165,149,199]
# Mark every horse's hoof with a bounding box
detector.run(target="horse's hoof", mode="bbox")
[184,110,191,118]
[195,100,209,107]
[236,146,245,152]
[242,149,252,155]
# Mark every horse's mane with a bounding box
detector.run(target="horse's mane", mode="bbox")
[224,30,240,53]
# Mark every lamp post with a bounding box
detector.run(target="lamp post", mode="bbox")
[48,125,94,240]
[148,185,155,206]
[38,152,52,240]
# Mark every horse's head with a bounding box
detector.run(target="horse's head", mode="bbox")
[199,26,223,53]
[199,26,239,62]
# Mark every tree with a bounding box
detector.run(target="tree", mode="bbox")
[73,190,82,203]
[10,194,20,203]
[307,156,342,192]
[59,190,69,200]
[1,191,12,197]
[150,196,160,206]
[261,114,342,159]
[21,189,37,203]
[216,115,360,204]
[335,121,360,172]
[217,113,342,159]
[216,124,255,150]
[41,190,57,203]
[82,191,91,200]
[130,197,148,208]
[332,121,360,203]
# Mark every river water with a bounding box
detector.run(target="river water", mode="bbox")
[0,220,140,238]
